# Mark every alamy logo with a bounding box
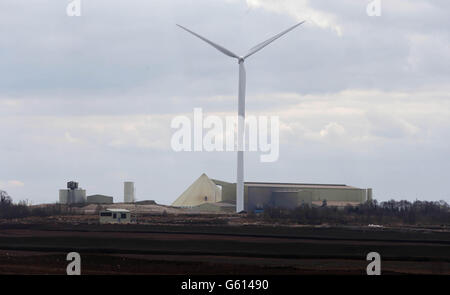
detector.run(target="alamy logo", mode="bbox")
[171,108,280,162]
[66,252,81,275]
[66,0,81,17]
[366,0,382,17]
[366,252,381,275]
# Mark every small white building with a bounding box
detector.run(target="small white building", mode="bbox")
[99,208,131,224]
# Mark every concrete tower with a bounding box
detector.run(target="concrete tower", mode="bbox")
[124,181,135,203]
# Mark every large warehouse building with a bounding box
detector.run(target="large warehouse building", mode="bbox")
[87,194,114,204]
[172,174,372,212]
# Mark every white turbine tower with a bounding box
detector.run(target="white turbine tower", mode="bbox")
[177,21,305,213]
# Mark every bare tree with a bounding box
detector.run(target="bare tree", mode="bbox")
[0,190,12,204]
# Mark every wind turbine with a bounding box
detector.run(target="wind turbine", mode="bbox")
[177,21,305,213]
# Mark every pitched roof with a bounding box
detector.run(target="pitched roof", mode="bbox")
[172,173,221,207]
[244,182,357,189]
[105,208,130,212]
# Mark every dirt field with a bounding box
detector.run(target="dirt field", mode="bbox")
[0,214,449,275]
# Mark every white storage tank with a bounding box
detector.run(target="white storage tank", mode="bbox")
[366,188,373,201]
[124,181,135,203]
[59,181,86,204]
[59,189,69,204]
[59,189,86,204]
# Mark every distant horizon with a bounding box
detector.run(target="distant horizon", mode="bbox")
[3,173,449,207]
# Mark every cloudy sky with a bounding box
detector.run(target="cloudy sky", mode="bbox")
[1,0,449,204]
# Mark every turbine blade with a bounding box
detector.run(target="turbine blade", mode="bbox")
[177,24,239,59]
[244,21,305,59]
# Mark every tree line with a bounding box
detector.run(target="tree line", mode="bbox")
[0,190,73,219]
[255,199,450,226]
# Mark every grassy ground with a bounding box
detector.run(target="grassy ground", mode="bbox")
[0,217,449,274]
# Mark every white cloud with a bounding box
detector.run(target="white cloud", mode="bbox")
[1,88,448,153]
[319,122,346,139]
[366,111,420,140]
[0,180,25,189]
[11,115,175,151]
[251,89,450,149]
[246,0,342,35]
[65,132,82,144]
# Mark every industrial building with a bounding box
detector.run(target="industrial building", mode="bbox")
[172,174,372,212]
[59,181,86,204]
[59,181,139,205]
[99,208,131,224]
[87,194,114,204]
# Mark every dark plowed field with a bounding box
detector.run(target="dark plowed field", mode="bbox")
[0,223,449,274]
